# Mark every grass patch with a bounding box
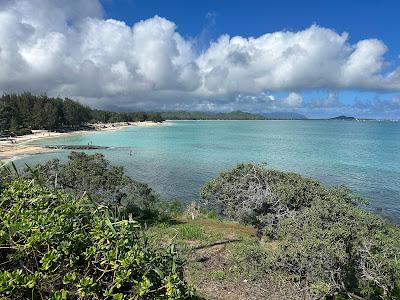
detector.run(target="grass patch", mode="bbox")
[146,216,319,299]
[147,216,278,299]
[178,223,205,240]
[209,270,227,281]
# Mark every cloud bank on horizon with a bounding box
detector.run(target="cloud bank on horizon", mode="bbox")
[1,0,400,117]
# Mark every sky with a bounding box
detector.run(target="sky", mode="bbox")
[1,0,400,118]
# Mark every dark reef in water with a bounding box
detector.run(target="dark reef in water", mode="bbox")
[44,145,109,150]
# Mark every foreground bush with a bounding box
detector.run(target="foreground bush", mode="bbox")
[203,163,400,299]
[0,180,193,299]
[26,152,162,222]
[201,163,342,236]
[272,196,400,299]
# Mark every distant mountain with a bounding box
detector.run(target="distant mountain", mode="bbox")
[329,115,356,120]
[160,110,265,120]
[261,112,308,120]
[159,110,309,120]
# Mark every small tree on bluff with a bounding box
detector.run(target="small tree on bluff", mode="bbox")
[201,163,331,236]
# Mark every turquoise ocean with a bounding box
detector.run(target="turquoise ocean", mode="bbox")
[14,120,400,222]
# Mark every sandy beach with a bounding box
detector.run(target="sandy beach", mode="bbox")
[0,121,162,161]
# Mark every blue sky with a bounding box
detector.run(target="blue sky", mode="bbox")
[1,0,400,118]
[101,0,400,54]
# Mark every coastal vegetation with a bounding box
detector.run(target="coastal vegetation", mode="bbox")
[26,152,166,222]
[0,93,164,137]
[91,110,164,124]
[202,164,400,299]
[0,180,193,299]
[0,93,91,134]
[1,156,399,299]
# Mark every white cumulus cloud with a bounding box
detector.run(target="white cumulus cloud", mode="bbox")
[283,93,304,107]
[0,0,400,111]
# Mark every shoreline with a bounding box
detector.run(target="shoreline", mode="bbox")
[0,121,163,162]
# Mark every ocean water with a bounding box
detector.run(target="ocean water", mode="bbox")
[14,120,400,221]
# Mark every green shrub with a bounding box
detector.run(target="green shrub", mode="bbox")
[201,163,344,236]
[25,152,163,222]
[0,162,17,185]
[203,163,400,299]
[0,180,194,299]
[270,196,400,299]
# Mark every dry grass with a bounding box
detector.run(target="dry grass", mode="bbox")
[148,217,309,300]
